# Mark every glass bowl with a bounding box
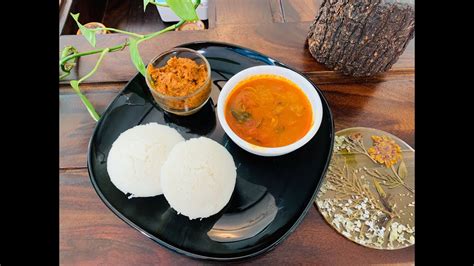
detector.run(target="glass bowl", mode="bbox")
[145,48,212,116]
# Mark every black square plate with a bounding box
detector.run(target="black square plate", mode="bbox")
[87,42,334,261]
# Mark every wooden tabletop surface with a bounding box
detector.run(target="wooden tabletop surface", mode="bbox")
[59,0,414,264]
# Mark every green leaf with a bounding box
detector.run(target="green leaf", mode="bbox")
[61,45,78,59]
[143,0,151,11]
[165,0,198,21]
[128,38,146,76]
[70,80,80,93]
[60,46,78,72]
[70,80,100,122]
[71,13,96,47]
[398,161,407,180]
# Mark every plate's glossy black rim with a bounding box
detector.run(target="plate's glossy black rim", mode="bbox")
[87,41,335,261]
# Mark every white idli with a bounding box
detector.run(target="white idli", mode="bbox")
[107,123,184,198]
[160,137,237,220]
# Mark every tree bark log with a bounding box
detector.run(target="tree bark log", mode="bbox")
[307,0,414,77]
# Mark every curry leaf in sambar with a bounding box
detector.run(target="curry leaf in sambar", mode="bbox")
[71,13,96,47]
[231,109,251,123]
[165,0,198,21]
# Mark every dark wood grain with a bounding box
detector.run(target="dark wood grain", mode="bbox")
[60,169,414,265]
[324,80,414,144]
[60,89,120,169]
[213,0,278,25]
[60,0,175,35]
[61,0,108,35]
[269,0,285,23]
[59,0,73,35]
[281,0,323,22]
[207,0,217,29]
[102,0,171,34]
[59,24,414,84]
[304,68,414,85]
[59,79,414,170]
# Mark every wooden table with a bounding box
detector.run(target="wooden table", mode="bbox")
[60,0,414,264]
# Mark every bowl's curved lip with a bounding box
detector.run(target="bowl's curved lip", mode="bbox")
[87,41,335,261]
[217,65,323,157]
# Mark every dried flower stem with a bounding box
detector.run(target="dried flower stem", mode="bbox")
[326,164,397,219]
[337,136,378,164]
[364,167,414,194]
[390,165,414,194]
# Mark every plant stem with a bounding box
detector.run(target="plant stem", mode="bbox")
[195,0,201,8]
[59,72,70,80]
[59,43,128,81]
[142,20,185,41]
[60,0,202,121]
[149,0,201,9]
[60,42,127,67]
[59,20,182,74]
[91,27,144,38]
[362,151,378,164]
[60,20,179,68]
[142,0,200,40]
[78,48,110,83]
[71,48,110,121]
[390,165,414,194]
[78,92,101,122]
[60,0,201,72]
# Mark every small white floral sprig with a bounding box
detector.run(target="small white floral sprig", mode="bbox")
[388,221,415,248]
[317,176,414,249]
[316,196,415,249]
[333,134,367,155]
[334,135,349,153]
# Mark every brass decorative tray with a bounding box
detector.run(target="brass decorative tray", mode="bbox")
[315,127,414,250]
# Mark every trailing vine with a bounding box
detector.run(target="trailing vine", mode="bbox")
[59,0,200,121]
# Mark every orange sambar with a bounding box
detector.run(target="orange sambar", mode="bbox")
[225,74,312,147]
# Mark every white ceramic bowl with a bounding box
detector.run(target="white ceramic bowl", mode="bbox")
[217,65,323,157]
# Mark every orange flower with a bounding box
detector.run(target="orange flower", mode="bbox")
[367,135,402,167]
[348,133,362,142]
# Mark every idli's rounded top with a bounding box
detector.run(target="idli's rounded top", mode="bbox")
[161,137,237,220]
[107,123,184,198]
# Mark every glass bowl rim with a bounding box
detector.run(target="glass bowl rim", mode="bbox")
[145,47,212,101]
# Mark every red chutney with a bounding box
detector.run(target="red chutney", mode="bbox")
[225,74,312,147]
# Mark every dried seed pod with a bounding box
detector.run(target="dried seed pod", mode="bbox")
[307,0,414,77]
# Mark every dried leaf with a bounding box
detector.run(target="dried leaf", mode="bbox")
[398,161,407,180]
[373,178,386,198]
